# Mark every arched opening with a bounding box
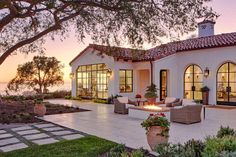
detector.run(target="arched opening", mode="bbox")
[217,62,236,105]
[76,63,108,99]
[184,64,203,100]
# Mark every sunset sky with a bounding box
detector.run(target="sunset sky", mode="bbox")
[0,0,236,83]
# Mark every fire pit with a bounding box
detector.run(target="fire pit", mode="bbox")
[128,105,170,119]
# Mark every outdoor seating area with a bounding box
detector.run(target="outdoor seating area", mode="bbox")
[113,96,203,125]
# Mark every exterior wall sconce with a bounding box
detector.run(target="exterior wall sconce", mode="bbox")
[70,72,75,80]
[107,68,112,77]
[204,67,210,78]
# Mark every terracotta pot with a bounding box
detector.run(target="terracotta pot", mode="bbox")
[146,126,169,150]
[34,103,46,117]
[146,97,156,105]
[202,91,209,105]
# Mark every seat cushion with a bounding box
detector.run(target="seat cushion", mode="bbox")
[125,104,134,109]
[182,99,197,106]
[117,97,128,104]
[159,104,166,107]
[165,97,176,104]
[174,106,183,109]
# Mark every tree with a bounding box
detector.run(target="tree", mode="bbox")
[0,0,217,65]
[7,56,64,94]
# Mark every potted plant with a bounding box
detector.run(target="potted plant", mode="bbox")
[144,83,158,104]
[201,86,210,105]
[141,113,170,150]
[34,95,46,117]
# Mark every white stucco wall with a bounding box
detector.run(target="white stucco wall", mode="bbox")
[70,48,151,98]
[153,46,236,105]
[70,48,115,97]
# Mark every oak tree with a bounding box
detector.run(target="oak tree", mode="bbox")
[0,0,217,65]
[7,56,64,94]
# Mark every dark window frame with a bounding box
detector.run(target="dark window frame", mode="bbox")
[183,64,203,100]
[76,63,108,99]
[119,69,133,93]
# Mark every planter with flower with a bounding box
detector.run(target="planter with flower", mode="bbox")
[34,96,46,117]
[141,113,170,150]
[144,83,158,105]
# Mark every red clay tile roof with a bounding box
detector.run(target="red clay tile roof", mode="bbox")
[70,32,236,64]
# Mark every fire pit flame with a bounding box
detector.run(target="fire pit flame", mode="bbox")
[143,105,162,110]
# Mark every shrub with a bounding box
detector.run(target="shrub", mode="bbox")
[93,99,108,104]
[217,126,235,138]
[108,144,126,157]
[156,139,204,157]
[51,90,71,98]
[71,96,82,101]
[144,83,158,98]
[64,95,72,99]
[202,136,236,157]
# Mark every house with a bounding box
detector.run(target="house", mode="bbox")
[70,21,236,106]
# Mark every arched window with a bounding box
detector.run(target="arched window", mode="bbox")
[217,62,236,105]
[184,64,203,100]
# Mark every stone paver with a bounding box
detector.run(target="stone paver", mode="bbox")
[62,134,84,140]
[34,124,55,128]
[43,99,236,150]
[11,126,33,131]
[51,130,74,136]
[0,143,28,152]
[17,129,40,135]
[0,130,6,134]
[23,133,49,140]
[0,138,20,147]
[0,121,85,152]
[0,133,13,139]
[42,127,64,132]
[32,138,58,145]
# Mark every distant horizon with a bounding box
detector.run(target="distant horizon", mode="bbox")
[1,0,236,83]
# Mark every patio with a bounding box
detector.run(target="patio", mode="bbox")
[42,99,236,150]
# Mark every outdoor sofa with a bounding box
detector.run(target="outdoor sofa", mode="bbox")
[170,99,202,124]
[156,97,181,107]
[114,97,137,114]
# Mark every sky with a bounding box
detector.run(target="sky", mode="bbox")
[0,0,236,83]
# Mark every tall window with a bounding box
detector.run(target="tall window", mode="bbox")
[184,64,203,100]
[217,62,236,105]
[77,63,108,99]
[119,70,133,93]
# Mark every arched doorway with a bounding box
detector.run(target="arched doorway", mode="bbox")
[217,62,236,106]
[184,64,203,100]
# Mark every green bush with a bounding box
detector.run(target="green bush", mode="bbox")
[64,95,71,99]
[156,139,205,157]
[202,136,236,157]
[93,99,108,104]
[217,126,235,138]
[71,96,82,101]
[51,90,71,98]
[108,144,126,157]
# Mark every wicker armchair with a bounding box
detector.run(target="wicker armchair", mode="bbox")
[114,98,137,114]
[170,105,202,124]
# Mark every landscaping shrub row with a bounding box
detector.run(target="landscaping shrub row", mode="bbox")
[156,126,236,157]
[0,90,71,101]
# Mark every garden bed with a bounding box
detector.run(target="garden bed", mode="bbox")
[0,99,89,124]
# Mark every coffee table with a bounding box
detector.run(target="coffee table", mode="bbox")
[128,106,170,119]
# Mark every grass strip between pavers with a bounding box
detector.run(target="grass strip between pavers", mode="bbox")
[0,136,117,157]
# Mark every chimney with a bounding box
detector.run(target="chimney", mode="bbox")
[198,20,215,37]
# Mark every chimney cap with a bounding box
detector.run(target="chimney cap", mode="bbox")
[198,20,216,25]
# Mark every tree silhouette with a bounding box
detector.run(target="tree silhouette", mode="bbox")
[0,0,217,65]
[7,56,64,94]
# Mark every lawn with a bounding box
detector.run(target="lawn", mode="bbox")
[0,136,117,157]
